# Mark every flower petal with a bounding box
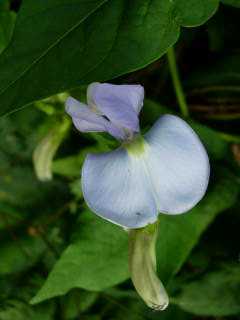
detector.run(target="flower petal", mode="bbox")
[82,148,158,228]
[87,83,143,132]
[71,118,104,132]
[66,96,128,139]
[105,124,126,140]
[144,115,210,215]
[66,96,108,132]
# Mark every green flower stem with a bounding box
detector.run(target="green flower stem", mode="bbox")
[128,222,169,311]
[167,46,189,118]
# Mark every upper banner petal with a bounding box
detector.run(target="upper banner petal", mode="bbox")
[144,115,210,215]
[82,148,158,228]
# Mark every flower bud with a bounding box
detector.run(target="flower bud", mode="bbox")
[33,117,70,181]
[129,222,169,310]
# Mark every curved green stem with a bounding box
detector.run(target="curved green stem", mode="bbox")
[167,46,189,118]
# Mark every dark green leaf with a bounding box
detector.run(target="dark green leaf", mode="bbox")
[0,300,55,320]
[0,203,26,230]
[221,0,240,7]
[61,290,98,319]
[0,166,66,210]
[0,0,219,116]
[0,235,46,275]
[172,264,240,316]
[31,211,129,303]
[0,106,46,161]
[0,11,15,53]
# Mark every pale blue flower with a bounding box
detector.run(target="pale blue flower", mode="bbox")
[66,83,210,229]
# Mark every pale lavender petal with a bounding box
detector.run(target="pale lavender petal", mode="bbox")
[66,96,128,139]
[87,83,142,132]
[82,148,158,228]
[88,82,144,114]
[72,118,106,132]
[105,123,126,140]
[66,96,107,132]
[144,114,210,215]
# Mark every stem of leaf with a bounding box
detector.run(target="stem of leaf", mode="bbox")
[167,46,189,118]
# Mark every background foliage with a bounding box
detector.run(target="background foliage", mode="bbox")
[0,0,240,319]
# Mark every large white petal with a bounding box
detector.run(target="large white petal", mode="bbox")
[82,148,158,228]
[144,115,210,215]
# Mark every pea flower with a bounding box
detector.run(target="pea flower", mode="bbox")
[65,83,210,229]
[66,83,210,311]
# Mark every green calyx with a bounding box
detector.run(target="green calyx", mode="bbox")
[123,134,146,157]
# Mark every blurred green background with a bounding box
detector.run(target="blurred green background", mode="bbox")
[0,1,240,319]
